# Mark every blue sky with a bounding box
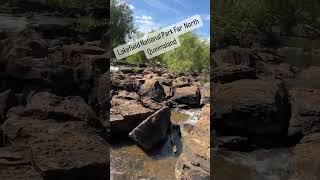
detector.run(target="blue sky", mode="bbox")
[124,0,210,41]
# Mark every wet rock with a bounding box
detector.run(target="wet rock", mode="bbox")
[214,79,291,143]
[213,64,257,83]
[172,86,201,107]
[288,88,320,137]
[25,92,99,125]
[111,97,154,135]
[175,104,210,179]
[138,79,166,102]
[287,133,320,180]
[0,164,42,180]
[129,106,170,151]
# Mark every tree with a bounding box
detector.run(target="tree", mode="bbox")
[111,0,136,48]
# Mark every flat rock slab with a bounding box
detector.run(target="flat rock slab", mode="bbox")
[129,106,170,151]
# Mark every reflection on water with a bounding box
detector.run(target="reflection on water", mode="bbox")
[111,108,201,180]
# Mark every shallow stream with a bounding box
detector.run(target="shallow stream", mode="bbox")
[110,108,202,180]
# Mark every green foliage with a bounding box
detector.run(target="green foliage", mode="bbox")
[47,0,107,9]
[213,0,320,49]
[125,51,147,65]
[161,32,210,74]
[111,0,136,48]
[124,32,210,74]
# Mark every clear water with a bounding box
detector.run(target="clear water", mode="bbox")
[110,108,202,180]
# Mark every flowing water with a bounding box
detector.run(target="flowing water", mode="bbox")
[110,108,202,180]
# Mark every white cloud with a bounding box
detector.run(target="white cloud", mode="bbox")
[134,14,160,34]
[128,4,135,10]
[201,14,210,21]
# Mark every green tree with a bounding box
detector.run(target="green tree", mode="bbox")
[161,32,210,74]
[111,0,136,48]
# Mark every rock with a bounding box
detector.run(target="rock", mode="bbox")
[172,86,201,107]
[175,104,210,179]
[138,79,166,102]
[200,83,210,105]
[172,76,191,88]
[260,63,295,79]
[213,47,253,67]
[290,66,320,89]
[0,90,12,122]
[2,108,109,179]
[0,146,41,180]
[287,133,320,180]
[111,97,154,135]
[129,106,170,151]
[212,64,257,83]
[117,90,139,100]
[288,88,320,137]
[141,97,163,110]
[30,124,109,180]
[217,136,252,151]
[163,85,173,99]
[25,92,99,126]
[214,79,291,143]
[5,57,75,94]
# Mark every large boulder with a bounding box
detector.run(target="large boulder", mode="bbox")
[288,88,320,137]
[110,97,154,135]
[287,133,320,180]
[172,86,201,107]
[175,104,210,179]
[214,79,291,142]
[129,106,170,151]
[138,78,166,102]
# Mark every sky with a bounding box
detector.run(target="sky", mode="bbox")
[123,0,210,41]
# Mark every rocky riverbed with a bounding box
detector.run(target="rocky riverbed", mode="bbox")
[110,63,211,179]
[0,1,110,179]
[212,43,320,180]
